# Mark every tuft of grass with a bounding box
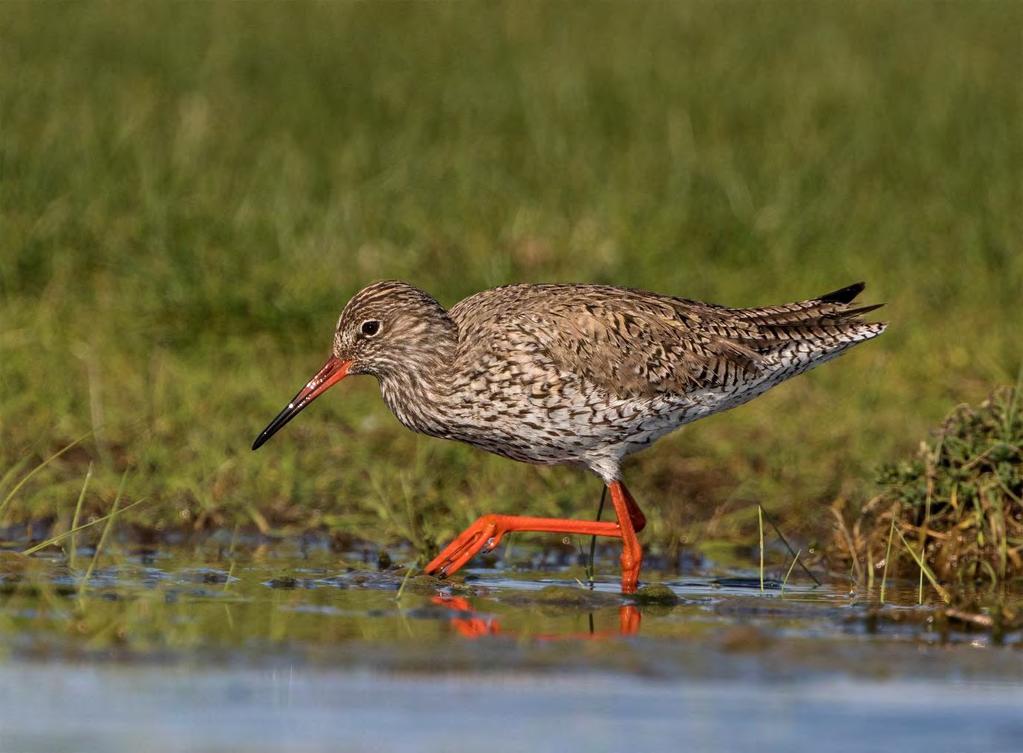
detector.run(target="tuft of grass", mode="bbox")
[894,526,951,605]
[834,385,1022,596]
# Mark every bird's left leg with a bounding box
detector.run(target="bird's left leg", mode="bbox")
[425,514,623,578]
[426,483,647,593]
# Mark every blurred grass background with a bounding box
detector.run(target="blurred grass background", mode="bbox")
[1,2,1020,557]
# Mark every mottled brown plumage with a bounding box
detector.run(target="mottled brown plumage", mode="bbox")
[253,279,886,593]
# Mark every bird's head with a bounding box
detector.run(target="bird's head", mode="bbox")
[251,280,455,450]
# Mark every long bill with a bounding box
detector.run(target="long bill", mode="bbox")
[251,356,352,450]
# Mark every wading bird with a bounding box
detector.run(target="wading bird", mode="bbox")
[252,281,884,593]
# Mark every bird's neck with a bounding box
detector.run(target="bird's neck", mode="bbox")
[376,328,460,438]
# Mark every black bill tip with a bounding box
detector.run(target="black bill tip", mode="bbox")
[250,356,351,452]
[251,398,303,451]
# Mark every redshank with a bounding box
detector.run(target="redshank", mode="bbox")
[252,280,885,593]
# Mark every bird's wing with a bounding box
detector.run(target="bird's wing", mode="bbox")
[449,285,760,397]
[449,283,883,398]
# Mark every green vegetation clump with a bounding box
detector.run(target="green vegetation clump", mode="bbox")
[634,583,679,606]
[835,386,1023,589]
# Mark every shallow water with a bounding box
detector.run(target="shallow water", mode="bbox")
[0,540,1021,752]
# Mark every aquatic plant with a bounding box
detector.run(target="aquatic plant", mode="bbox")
[833,385,1023,594]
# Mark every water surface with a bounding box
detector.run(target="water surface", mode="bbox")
[0,540,1020,752]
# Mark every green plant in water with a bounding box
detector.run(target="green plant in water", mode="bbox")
[835,385,1023,596]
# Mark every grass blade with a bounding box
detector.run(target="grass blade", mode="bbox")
[0,457,30,500]
[0,432,92,518]
[757,504,765,593]
[780,548,802,595]
[880,513,896,604]
[764,506,821,586]
[895,526,951,604]
[395,564,417,602]
[68,462,93,569]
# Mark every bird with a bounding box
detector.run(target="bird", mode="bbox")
[252,280,885,593]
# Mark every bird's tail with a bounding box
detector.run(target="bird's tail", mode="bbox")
[734,281,886,345]
[725,281,887,386]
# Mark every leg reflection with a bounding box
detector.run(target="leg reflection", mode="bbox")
[432,595,641,640]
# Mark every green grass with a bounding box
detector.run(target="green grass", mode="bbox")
[1,2,1021,559]
[835,385,1022,600]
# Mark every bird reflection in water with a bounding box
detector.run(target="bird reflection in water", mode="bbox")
[432,595,641,640]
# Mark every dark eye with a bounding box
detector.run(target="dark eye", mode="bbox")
[360,320,381,337]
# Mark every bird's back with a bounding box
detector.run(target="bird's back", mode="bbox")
[450,281,884,395]
[441,282,884,475]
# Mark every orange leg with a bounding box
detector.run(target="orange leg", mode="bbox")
[425,514,622,578]
[425,480,647,594]
[618,604,642,634]
[432,595,501,638]
[609,481,643,593]
[619,483,647,533]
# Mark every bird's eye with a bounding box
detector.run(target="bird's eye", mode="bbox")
[360,320,381,337]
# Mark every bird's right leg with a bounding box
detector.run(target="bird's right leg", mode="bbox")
[608,481,644,594]
[619,483,647,532]
[425,514,623,578]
